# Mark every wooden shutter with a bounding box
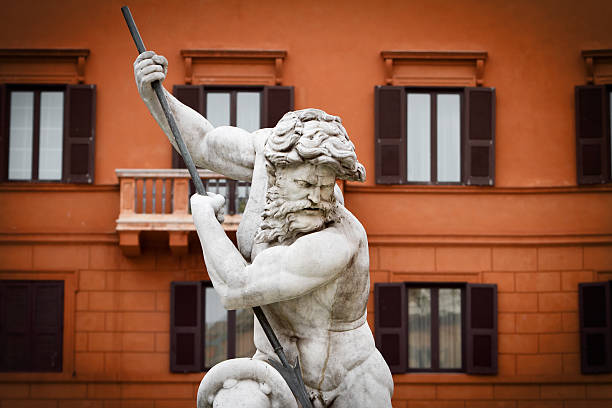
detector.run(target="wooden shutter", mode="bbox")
[0,280,63,372]
[0,84,7,181]
[0,281,31,371]
[464,87,495,186]
[375,282,407,373]
[466,283,498,374]
[263,86,294,128]
[375,86,406,184]
[63,84,96,183]
[575,85,609,184]
[579,281,612,374]
[170,281,202,373]
[31,281,63,371]
[172,85,204,169]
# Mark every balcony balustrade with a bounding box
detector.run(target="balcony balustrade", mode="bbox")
[116,169,250,256]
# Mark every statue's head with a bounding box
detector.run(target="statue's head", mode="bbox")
[255,108,365,244]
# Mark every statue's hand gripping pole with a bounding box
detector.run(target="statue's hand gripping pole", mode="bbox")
[121,7,313,408]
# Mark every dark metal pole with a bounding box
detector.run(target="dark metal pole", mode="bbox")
[121,7,312,407]
[121,6,205,195]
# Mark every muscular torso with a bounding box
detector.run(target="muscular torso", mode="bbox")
[236,135,375,391]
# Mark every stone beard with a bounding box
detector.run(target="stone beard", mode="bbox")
[255,183,340,245]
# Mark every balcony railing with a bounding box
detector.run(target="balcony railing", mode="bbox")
[115,169,250,256]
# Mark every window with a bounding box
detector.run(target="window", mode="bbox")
[578,281,612,374]
[374,282,497,374]
[0,280,64,372]
[171,85,293,215]
[375,86,495,186]
[0,84,96,183]
[575,85,611,185]
[170,281,257,373]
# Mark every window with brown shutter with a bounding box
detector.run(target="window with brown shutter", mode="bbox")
[374,282,497,374]
[374,86,495,186]
[575,85,611,185]
[170,281,256,373]
[579,281,612,374]
[0,84,96,184]
[0,280,64,372]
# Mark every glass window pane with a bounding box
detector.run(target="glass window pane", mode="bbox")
[407,93,431,182]
[408,288,431,369]
[236,92,260,132]
[235,308,256,358]
[8,91,34,180]
[439,288,462,369]
[437,94,461,182]
[39,92,64,180]
[205,287,227,367]
[206,93,230,127]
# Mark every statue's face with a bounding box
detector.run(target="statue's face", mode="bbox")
[275,163,336,232]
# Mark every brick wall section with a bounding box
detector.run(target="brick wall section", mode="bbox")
[368,243,612,407]
[0,243,206,407]
[1,242,611,406]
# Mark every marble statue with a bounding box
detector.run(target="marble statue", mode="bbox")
[134,51,393,407]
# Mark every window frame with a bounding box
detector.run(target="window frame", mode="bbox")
[374,85,495,186]
[3,84,67,183]
[404,282,466,373]
[374,281,497,375]
[404,87,465,186]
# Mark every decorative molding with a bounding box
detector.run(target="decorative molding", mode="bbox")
[0,48,90,84]
[345,184,612,195]
[368,233,612,246]
[581,49,612,84]
[180,49,287,85]
[380,50,488,87]
[0,233,117,244]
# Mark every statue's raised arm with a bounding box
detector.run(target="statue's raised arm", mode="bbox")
[134,51,256,181]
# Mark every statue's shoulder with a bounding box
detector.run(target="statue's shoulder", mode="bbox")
[335,205,368,243]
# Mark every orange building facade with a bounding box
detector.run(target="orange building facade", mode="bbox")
[1,1,612,407]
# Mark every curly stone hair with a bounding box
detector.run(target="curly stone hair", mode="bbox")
[264,108,366,185]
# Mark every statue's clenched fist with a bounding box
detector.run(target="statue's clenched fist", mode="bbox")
[191,192,226,224]
[133,51,168,100]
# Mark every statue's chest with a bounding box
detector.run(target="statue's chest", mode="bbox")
[265,281,339,335]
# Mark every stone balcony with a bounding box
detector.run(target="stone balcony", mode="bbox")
[115,169,249,256]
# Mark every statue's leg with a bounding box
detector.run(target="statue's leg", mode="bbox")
[330,350,393,408]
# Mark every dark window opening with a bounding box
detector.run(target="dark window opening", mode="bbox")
[575,85,612,185]
[0,280,64,372]
[579,280,612,374]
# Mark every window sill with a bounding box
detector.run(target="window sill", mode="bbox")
[0,183,117,192]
